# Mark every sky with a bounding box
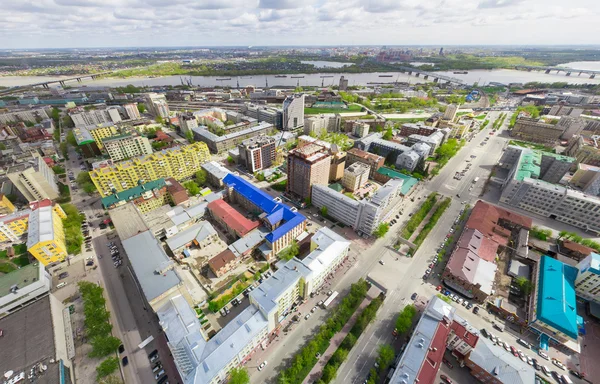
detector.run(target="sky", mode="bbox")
[0,0,598,48]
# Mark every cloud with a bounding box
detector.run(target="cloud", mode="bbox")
[478,0,523,8]
[258,0,300,9]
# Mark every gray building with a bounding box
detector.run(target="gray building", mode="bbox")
[282,94,305,131]
[239,103,282,128]
[238,135,276,173]
[192,122,274,153]
[396,150,421,172]
[406,130,444,156]
[499,145,575,185]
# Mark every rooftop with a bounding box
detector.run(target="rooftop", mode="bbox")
[375,167,419,195]
[72,127,95,145]
[109,203,149,241]
[26,205,55,249]
[466,201,532,247]
[101,178,167,209]
[535,255,579,340]
[468,337,535,384]
[347,147,384,162]
[122,230,182,303]
[207,199,259,237]
[208,249,237,272]
[201,161,230,181]
[0,262,42,298]
[165,221,217,252]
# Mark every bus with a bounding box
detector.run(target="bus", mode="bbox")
[322,291,339,308]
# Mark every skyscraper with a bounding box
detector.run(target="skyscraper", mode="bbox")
[339,76,348,91]
[238,135,276,173]
[443,104,458,121]
[145,92,170,119]
[286,143,331,201]
[282,94,305,131]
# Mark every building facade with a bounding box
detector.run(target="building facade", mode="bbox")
[0,210,30,243]
[102,133,153,161]
[145,92,170,118]
[238,135,276,173]
[511,118,565,144]
[571,164,600,196]
[286,144,331,201]
[26,200,67,266]
[574,253,600,303]
[69,107,122,127]
[346,148,384,178]
[342,162,370,191]
[7,156,59,202]
[0,193,16,215]
[282,94,305,131]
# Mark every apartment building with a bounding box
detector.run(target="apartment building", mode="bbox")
[207,199,259,239]
[0,108,49,124]
[145,92,170,118]
[192,121,274,153]
[342,162,370,192]
[282,94,305,131]
[178,112,199,134]
[238,135,276,173]
[511,117,565,144]
[329,151,346,182]
[574,253,600,303]
[286,143,331,201]
[399,122,437,137]
[201,161,231,188]
[443,103,459,121]
[571,164,600,196]
[239,103,282,128]
[549,104,584,117]
[102,133,153,161]
[346,148,384,178]
[90,142,211,197]
[499,145,575,185]
[558,116,587,140]
[69,106,122,127]
[0,193,15,215]
[304,114,341,136]
[26,200,67,266]
[565,135,600,166]
[80,123,119,150]
[123,103,141,120]
[365,137,412,163]
[7,156,59,202]
[351,122,370,138]
[0,209,30,243]
[101,178,171,213]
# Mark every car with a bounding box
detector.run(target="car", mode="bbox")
[411,293,418,300]
[258,361,267,371]
[157,376,169,384]
[317,300,324,306]
[473,306,480,314]
[311,306,317,313]
[503,343,510,352]
[552,358,566,371]
[518,351,527,363]
[155,369,165,379]
[569,369,584,379]
[466,302,473,309]
[379,260,384,265]
[150,354,159,363]
[436,285,442,291]
[461,300,468,307]
[538,350,549,360]
[442,358,453,369]
[516,338,531,349]
[457,298,464,305]
[122,356,128,366]
[526,356,534,366]
[440,375,453,384]
[305,314,310,320]
[551,371,561,382]
[480,328,489,338]
[118,344,125,354]
[510,346,518,357]
[58,272,69,279]
[443,290,450,296]
[541,366,551,376]
[532,358,541,371]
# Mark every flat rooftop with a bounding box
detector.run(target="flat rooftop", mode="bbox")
[109,203,149,241]
[0,262,41,298]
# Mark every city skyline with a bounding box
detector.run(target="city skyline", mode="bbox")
[1,0,597,49]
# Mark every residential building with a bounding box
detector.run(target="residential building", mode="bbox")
[201,161,231,188]
[165,221,218,258]
[0,296,75,383]
[0,108,49,124]
[549,104,584,117]
[574,253,600,303]
[528,255,580,352]
[329,151,346,182]
[399,122,438,137]
[239,103,282,128]
[352,122,370,138]
[85,123,119,149]
[0,193,15,215]
[406,131,445,156]
[364,137,412,163]
[346,148,384,178]
[238,135,276,173]
[342,162,370,192]
[223,173,306,256]
[464,201,532,248]
[69,106,122,126]
[0,210,30,243]
[570,163,600,196]
[101,178,170,213]
[90,142,210,197]
[208,248,239,277]
[192,122,274,153]
[511,118,564,144]
[565,135,600,166]
[286,144,331,201]
[499,145,575,185]
[165,177,189,205]
[465,337,536,384]
[178,112,199,134]
[7,156,59,202]
[123,103,141,120]
[396,150,421,172]
[0,262,50,318]
[145,92,170,119]
[26,200,67,266]
[72,126,103,158]
[304,114,341,136]
[102,133,153,161]
[207,199,259,239]
[558,116,586,140]
[443,103,459,121]
[282,94,305,131]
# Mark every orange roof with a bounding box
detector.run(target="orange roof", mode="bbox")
[466,201,532,247]
[207,199,259,237]
[562,240,595,256]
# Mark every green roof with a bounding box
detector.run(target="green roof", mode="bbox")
[101,178,166,208]
[101,133,132,143]
[376,167,419,195]
[329,183,343,192]
[514,148,576,182]
[0,263,41,297]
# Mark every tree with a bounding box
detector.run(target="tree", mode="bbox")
[137,103,146,113]
[195,169,207,186]
[228,367,250,384]
[382,128,393,140]
[374,223,389,238]
[66,130,77,146]
[279,240,299,261]
[0,143,6,150]
[155,115,164,124]
[227,155,234,164]
[96,357,119,379]
[90,336,121,358]
[377,344,395,370]
[185,130,194,143]
[515,276,533,296]
[558,230,569,240]
[183,180,200,196]
[320,206,328,217]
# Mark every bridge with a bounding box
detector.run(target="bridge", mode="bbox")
[514,65,600,79]
[397,66,466,85]
[0,71,115,96]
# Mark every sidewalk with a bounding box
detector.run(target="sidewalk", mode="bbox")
[303,290,377,384]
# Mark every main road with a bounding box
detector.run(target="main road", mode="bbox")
[249,111,509,383]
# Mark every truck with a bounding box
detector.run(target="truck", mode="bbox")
[321,291,339,308]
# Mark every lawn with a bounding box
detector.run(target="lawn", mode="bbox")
[0,262,17,274]
[304,104,362,115]
[508,140,554,152]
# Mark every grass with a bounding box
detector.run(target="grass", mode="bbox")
[474,114,486,120]
[0,250,7,259]
[437,294,451,304]
[508,140,554,152]
[412,198,452,249]
[13,243,27,255]
[13,255,31,267]
[0,262,17,274]
[304,104,362,114]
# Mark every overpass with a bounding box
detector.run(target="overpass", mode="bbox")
[514,65,600,79]
[0,71,115,96]
[397,66,466,85]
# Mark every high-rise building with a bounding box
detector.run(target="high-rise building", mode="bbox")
[286,143,331,201]
[0,209,30,243]
[238,135,276,173]
[83,123,119,150]
[178,112,199,134]
[0,193,16,215]
[145,92,170,119]
[304,114,341,136]
[339,76,348,91]
[90,142,211,197]
[123,103,141,120]
[26,200,67,266]
[571,164,600,197]
[346,148,385,178]
[342,162,370,192]
[558,116,586,140]
[282,94,305,131]
[443,104,459,121]
[69,106,122,127]
[102,133,153,161]
[574,253,600,303]
[7,156,59,202]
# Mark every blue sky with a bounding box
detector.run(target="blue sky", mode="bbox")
[0,0,597,48]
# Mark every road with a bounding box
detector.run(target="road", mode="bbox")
[248,111,507,383]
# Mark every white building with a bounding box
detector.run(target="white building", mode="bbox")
[123,103,141,120]
[0,262,50,318]
[444,104,459,121]
[102,133,153,161]
[352,122,370,138]
[575,252,600,303]
[70,106,122,127]
[145,92,170,119]
[0,108,49,124]
[396,150,421,172]
[304,114,341,136]
[342,162,370,192]
[282,94,305,131]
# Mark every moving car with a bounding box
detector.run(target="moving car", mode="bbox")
[552,358,566,370]
[258,361,267,371]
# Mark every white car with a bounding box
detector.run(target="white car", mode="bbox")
[538,350,549,360]
[541,366,551,376]
[258,361,267,371]
[379,260,385,265]
[305,314,310,320]
[552,359,566,370]
[311,306,317,313]
[518,351,527,363]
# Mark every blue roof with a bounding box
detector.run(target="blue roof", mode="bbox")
[222,174,305,243]
[536,255,579,340]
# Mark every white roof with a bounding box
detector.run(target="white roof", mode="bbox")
[26,206,54,248]
[166,221,217,251]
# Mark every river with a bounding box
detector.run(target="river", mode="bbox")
[0,61,598,89]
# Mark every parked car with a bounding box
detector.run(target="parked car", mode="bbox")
[473,306,480,314]
[58,272,69,279]
[442,358,453,369]
[440,375,453,384]
[154,369,165,380]
[258,361,268,371]
[516,338,531,349]
[569,369,584,379]
[541,366,551,376]
[552,358,566,371]
[122,356,128,366]
[411,292,418,300]
[538,350,549,360]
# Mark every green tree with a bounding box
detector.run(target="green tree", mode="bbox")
[195,169,207,186]
[377,344,395,370]
[374,223,389,238]
[228,367,250,384]
[90,336,121,358]
[137,103,146,113]
[320,206,328,217]
[382,128,393,140]
[279,240,299,261]
[155,115,164,125]
[515,276,533,296]
[183,180,200,196]
[0,143,6,150]
[66,130,77,146]
[62,115,74,128]
[558,230,569,240]
[96,357,119,379]
[185,130,194,143]
[227,155,234,164]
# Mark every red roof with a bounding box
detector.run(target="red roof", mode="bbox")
[450,321,479,348]
[416,319,451,384]
[207,199,259,237]
[466,201,532,247]
[29,199,53,210]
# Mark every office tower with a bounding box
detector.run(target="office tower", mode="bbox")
[286,144,331,201]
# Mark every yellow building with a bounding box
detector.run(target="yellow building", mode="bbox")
[0,193,16,215]
[0,210,30,243]
[26,200,68,266]
[88,123,119,149]
[90,142,211,197]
